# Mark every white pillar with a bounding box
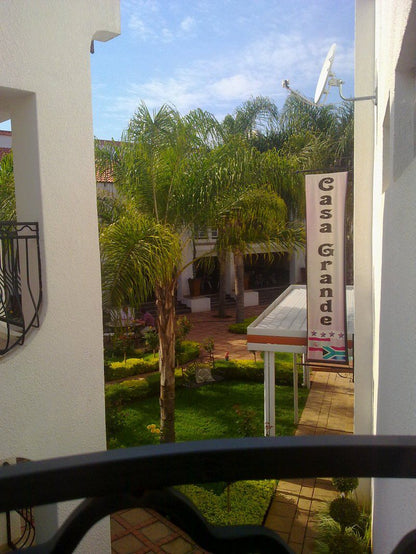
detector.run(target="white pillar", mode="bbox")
[293,354,298,425]
[264,351,276,436]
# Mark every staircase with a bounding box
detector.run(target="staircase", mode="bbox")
[209,293,236,311]
[139,299,191,317]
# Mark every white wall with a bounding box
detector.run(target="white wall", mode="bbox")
[355,0,416,551]
[372,3,416,552]
[0,1,120,551]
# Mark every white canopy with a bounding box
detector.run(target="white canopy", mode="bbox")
[247,284,354,354]
[246,285,354,436]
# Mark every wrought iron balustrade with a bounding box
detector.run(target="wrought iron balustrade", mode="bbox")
[1,436,416,553]
[0,222,42,355]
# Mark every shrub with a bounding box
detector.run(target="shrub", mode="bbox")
[332,477,359,496]
[214,360,299,386]
[105,369,184,408]
[329,497,361,531]
[327,531,364,553]
[144,328,159,354]
[176,341,200,365]
[228,316,257,334]
[104,357,159,382]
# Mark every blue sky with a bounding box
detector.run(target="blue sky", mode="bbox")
[2,1,355,140]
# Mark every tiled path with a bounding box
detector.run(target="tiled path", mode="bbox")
[111,306,354,554]
[264,371,354,553]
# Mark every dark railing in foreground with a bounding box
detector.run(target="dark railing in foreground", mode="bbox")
[1,436,416,553]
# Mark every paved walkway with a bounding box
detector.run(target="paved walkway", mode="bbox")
[111,306,354,554]
[264,371,354,553]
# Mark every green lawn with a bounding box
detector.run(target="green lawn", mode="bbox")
[113,380,308,446]
[109,380,308,527]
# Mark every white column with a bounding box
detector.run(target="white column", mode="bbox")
[264,351,275,436]
[293,354,298,425]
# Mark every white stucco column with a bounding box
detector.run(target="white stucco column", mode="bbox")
[354,0,375,439]
[0,2,120,552]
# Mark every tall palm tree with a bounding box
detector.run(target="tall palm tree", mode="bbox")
[193,137,304,322]
[98,103,220,442]
[100,209,181,440]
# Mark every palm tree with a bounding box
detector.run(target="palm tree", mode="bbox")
[0,152,16,220]
[98,103,220,442]
[100,208,181,441]
[194,137,304,322]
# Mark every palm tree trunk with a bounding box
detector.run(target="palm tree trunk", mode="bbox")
[234,251,245,323]
[155,279,176,443]
[217,249,227,318]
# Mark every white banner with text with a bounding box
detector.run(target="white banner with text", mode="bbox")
[305,172,348,364]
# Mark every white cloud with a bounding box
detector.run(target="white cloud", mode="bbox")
[180,16,196,32]
[94,3,355,137]
[127,14,156,40]
[209,74,262,101]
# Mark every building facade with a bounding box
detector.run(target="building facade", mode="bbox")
[0,1,120,551]
[355,1,416,551]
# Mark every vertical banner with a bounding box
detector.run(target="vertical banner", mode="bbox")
[305,172,348,364]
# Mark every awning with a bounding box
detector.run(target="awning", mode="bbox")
[247,284,354,354]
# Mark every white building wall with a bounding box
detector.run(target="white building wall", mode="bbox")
[372,3,416,552]
[0,1,120,552]
[355,1,416,551]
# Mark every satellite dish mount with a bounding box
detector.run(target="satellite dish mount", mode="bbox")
[282,43,377,105]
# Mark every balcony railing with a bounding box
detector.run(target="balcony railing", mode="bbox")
[1,436,416,553]
[0,222,42,355]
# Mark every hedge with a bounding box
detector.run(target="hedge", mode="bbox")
[214,359,300,386]
[228,316,257,334]
[176,341,200,365]
[105,357,159,382]
[105,341,200,382]
[105,370,184,408]
[105,359,302,409]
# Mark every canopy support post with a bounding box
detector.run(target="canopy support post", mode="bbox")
[264,351,275,437]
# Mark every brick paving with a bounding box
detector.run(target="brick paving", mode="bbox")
[264,371,354,554]
[111,305,354,554]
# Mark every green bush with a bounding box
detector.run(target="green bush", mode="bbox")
[228,316,257,334]
[327,532,364,554]
[176,341,200,365]
[105,357,159,382]
[329,497,361,531]
[178,479,276,526]
[105,370,184,408]
[332,477,359,495]
[214,359,299,386]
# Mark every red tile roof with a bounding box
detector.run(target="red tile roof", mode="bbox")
[0,147,11,160]
[96,167,114,183]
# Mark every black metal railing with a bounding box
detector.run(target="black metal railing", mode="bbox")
[0,222,42,355]
[1,436,416,553]
[2,458,36,550]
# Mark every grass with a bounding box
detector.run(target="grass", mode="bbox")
[112,381,308,446]
[109,380,308,527]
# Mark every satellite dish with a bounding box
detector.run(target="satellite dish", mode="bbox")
[314,43,336,104]
[282,41,376,105]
